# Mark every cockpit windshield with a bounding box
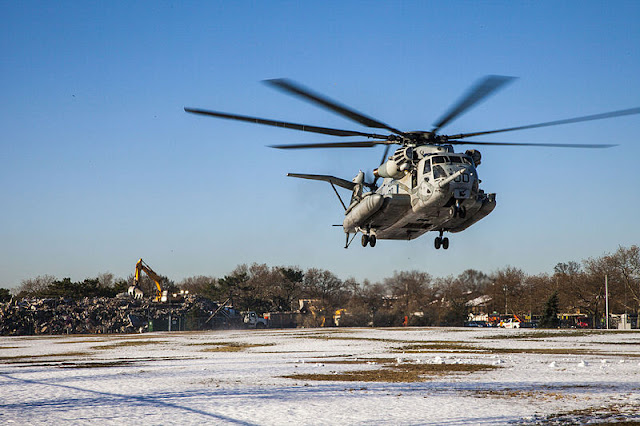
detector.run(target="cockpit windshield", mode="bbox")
[431,155,472,165]
[433,165,447,179]
[426,155,475,179]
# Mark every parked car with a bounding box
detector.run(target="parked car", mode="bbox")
[576,320,589,328]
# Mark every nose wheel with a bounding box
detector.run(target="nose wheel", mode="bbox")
[450,202,467,219]
[434,231,449,250]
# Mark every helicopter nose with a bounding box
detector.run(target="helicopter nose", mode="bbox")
[448,166,476,199]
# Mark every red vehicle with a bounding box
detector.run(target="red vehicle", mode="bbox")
[576,319,589,328]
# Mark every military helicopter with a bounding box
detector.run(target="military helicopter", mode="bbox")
[185,76,639,250]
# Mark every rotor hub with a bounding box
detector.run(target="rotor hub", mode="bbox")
[400,131,449,146]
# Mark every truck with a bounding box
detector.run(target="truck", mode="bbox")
[499,318,521,328]
[242,311,268,329]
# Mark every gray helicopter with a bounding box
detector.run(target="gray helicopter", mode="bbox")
[185,76,639,249]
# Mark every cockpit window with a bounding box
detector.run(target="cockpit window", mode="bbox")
[423,160,431,174]
[433,165,447,179]
[429,155,473,170]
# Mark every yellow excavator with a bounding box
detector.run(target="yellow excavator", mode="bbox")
[127,258,180,302]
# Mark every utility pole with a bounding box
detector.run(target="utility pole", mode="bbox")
[503,284,508,315]
[605,275,609,330]
[405,281,409,312]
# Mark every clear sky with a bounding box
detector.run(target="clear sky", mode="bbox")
[1,1,639,288]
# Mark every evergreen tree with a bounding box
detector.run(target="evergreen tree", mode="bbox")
[539,291,560,328]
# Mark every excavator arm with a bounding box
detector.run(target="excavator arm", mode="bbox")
[129,258,165,302]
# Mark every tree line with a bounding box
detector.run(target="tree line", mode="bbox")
[4,245,639,328]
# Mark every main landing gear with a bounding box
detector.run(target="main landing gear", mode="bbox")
[361,233,376,247]
[434,231,449,250]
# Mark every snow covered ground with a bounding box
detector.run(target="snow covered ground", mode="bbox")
[1,327,640,425]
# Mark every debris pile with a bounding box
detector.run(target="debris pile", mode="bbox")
[0,295,220,335]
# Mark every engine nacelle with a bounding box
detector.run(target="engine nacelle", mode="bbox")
[374,159,405,179]
[465,149,481,166]
[374,147,414,179]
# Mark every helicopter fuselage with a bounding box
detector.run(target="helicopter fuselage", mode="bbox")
[342,145,496,244]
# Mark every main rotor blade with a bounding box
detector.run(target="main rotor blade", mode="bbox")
[270,140,396,149]
[184,107,388,138]
[432,75,517,134]
[379,144,392,165]
[264,79,406,136]
[448,107,640,140]
[370,144,393,189]
[448,140,617,148]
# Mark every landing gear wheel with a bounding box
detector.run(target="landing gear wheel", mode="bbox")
[442,237,449,250]
[369,235,377,247]
[450,206,457,218]
[434,237,442,250]
[361,234,369,247]
[459,207,467,219]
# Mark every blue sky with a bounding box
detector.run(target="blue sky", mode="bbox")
[1,1,639,288]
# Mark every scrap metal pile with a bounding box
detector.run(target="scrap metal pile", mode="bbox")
[0,295,220,336]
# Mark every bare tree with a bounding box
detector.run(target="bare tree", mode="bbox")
[383,270,432,313]
[303,268,343,305]
[607,245,640,327]
[456,269,491,294]
[524,273,554,316]
[97,272,115,288]
[489,267,525,315]
[302,268,344,325]
[179,275,219,298]
[245,263,284,312]
[16,275,56,297]
[431,275,472,326]
[570,258,609,328]
[361,281,388,316]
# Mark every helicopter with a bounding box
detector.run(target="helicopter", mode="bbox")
[185,76,640,250]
